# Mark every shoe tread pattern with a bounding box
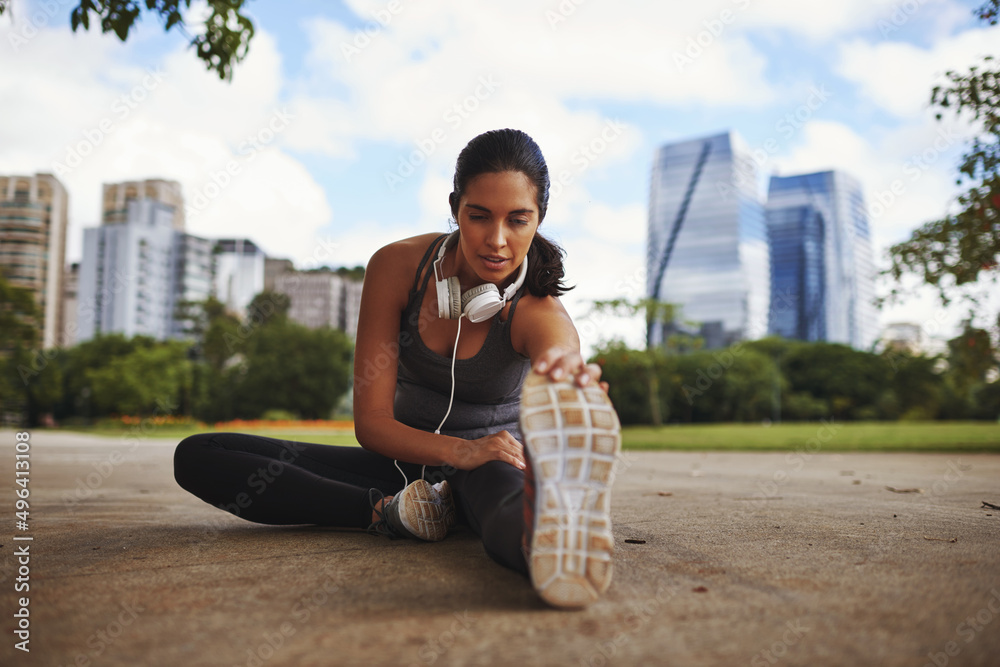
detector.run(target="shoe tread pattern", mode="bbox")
[520,373,621,608]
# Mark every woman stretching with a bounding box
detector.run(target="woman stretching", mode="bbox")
[174,129,622,608]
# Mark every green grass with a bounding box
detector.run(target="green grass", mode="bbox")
[47,420,1000,452]
[621,421,1000,452]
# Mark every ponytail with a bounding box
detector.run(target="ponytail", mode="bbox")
[527,233,572,298]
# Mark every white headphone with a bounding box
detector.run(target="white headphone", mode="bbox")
[433,231,528,323]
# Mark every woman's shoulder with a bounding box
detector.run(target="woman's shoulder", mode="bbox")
[368,232,441,264]
[365,232,447,294]
[371,232,445,264]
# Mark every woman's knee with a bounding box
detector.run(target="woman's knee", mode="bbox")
[173,433,217,490]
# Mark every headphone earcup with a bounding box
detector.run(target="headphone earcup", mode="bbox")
[461,283,502,323]
[436,274,463,319]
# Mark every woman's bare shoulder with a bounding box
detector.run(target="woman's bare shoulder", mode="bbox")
[371,232,445,264]
[364,232,447,294]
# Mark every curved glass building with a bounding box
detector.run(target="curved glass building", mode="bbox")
[646,131,770,348]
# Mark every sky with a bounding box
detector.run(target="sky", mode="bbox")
[1,0,998,354]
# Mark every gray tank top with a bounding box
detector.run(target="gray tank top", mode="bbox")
[394,234,531,441]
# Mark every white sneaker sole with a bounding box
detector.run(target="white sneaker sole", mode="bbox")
[520,372,622,608]
[396,479,456,542]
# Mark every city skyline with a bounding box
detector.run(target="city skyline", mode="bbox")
[2,0,998,352]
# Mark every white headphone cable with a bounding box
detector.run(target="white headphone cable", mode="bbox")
[435,313,463,435]
[393,313,463,487]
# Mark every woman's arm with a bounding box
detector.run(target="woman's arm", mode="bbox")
[352,239,525,471]
[510,295,605,389]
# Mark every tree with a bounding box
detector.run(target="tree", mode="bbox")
[883,0,999,317]
[0,272,63,425]
[0,0,255,80]
[233,319,353,420]
[589,298,679,425]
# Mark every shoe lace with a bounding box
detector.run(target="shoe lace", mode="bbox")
[367,488,400,539]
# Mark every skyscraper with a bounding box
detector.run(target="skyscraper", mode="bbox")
[0,173,69,348]
[77,199,179,341]
[766,171,877,350]
[646,131,770,348]
[77,195,213,343]
[766,204,826,341]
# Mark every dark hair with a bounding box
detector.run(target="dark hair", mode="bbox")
[449,129,573,298]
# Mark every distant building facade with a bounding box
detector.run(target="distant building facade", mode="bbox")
[880,322,923,354]
[646,131,770,349]
[0,173,69,348]
[213,238,265,316]
[77,197,212,342]
[766,204,826,342]
[264,257,294,292]
[276,269,364,336]
[766,171,877,350]
[102,179,185,230]
[62,262,79,347]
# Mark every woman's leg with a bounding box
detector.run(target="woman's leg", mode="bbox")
[450,461,528,575]
[173,432,426,527]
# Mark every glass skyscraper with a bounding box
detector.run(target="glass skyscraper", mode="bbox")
[646,131,770,348]
[766,171,877,350]
[766,204,826,341]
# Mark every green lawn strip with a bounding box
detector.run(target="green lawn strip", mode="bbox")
[621,422,1000,452]
[50,421,1000,452]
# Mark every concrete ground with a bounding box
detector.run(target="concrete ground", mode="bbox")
[1,430,999,667]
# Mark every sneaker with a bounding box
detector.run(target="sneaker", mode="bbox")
[520,371,622,608]
[368,479,456,542]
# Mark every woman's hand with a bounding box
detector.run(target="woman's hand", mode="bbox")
[450,430,526,471]
[532,347,608,392]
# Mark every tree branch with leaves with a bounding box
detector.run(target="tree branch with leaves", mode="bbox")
[883,0,999,314]
[0,0,255,80]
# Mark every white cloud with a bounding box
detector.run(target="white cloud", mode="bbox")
[0,19,333,267]
[772,119,972,251]
[836,21,1000,117]
[740,0,925,39]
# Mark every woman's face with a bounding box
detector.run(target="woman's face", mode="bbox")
[454,171,539,287]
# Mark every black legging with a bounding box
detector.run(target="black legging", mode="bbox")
[173,433,528,574]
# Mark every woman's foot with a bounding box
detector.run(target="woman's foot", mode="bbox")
[519,371,622,608]
[368,479,456,541]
